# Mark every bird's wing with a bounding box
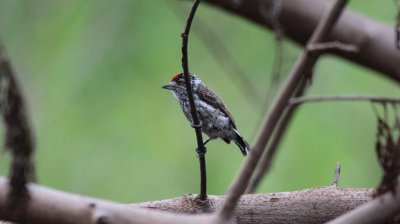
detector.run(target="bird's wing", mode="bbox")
[198,84,237,129]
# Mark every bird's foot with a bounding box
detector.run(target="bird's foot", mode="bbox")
[191,122,202,129]
[196,146,207,157]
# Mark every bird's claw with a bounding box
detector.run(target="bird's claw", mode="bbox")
[191,122,202,129]
[196,146,207,157]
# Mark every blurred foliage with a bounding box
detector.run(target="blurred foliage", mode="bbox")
[0,0,399,203]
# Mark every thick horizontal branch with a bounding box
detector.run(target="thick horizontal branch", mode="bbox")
[133,186,375,224]
[0,177,212,224]
[0,177,378,224]
[203,0,400,84]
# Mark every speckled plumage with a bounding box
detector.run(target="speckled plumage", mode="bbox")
[162,73,250,156]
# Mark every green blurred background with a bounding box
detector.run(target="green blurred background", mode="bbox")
[0,1,399,203]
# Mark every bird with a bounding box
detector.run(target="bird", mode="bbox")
[162,73,250,156]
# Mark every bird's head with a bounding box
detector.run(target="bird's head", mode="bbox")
[162,73,200,92]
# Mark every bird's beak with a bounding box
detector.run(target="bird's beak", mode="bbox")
[162,83,175,90]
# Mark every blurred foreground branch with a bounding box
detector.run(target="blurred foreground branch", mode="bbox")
[0,43,35,205]
[0,177,213,224]
[0,177,378,224]
[203,0,400,84]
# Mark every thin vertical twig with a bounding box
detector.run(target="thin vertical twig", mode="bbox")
[332,162,341,187]
[215,0,350,221]
[252,0,287,140]
[259,0,285,108]
[181,0,207,200]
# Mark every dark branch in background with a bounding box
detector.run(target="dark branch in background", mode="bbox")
[259,0,285,108]
[262,0,285,85]
[0,43,35,207]
[260,0,285,93]
[394,0,400,49]
[254,0,287,139]
[252,38,286,140]
[181,0,208,201]
[289,95,400,105]
[215,0,350,221]
[193,18,263,105]
[203,0,400,85]
[259,36,284,107]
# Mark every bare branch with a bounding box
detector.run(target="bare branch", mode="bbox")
[0,177,213,224]
[216,0,350,221]
[180,0,208,200]
[289,95,400,106]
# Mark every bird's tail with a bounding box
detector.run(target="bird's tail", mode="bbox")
[233,129,250,156]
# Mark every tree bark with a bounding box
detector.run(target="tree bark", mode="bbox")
[0,177,378,224]
[134,186,374,224]
[132,186,374,224]
[202,0,400,84]
[0,178,212,224]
